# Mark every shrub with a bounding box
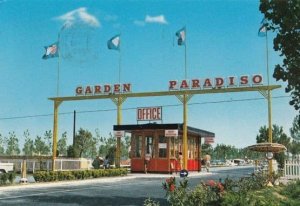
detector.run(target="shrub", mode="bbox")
[0,173,9,185]
[162,177,223,206]
[33,168,127,182]
[8,172,16,184]
[280,179,300,200]
[143,198,160,206]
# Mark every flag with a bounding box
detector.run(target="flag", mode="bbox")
[175,27,186,46]
[42,42,59,59]
[258,19,267,37]
[107,34,120,50]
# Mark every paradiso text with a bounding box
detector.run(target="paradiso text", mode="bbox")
[75,74,263,96]
[168,74,263,90]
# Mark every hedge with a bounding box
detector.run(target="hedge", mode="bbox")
[33,168,128,182]
[0,172,16,186]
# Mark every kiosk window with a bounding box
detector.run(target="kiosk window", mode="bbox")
[158,136,167,158]
[188,138,195,159]
[145,136,154,157]
[134,135,142,158]
[170,136,180,158]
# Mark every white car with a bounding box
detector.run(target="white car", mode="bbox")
[0,163,14,173]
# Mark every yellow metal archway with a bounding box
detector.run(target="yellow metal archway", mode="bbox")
[49,84,280,172]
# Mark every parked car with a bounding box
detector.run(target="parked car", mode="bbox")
[0,163,14,173]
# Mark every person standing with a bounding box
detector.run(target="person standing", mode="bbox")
[103,155,110,169]
[178,152,183,171]
[144,153,151,173]
[204,154,211,172]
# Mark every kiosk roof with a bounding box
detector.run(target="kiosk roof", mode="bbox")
[113,123,215,138]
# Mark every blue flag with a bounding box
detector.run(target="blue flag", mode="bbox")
[258,19,267,37]
[175,27,186,46]
[107,34,120,50]
[42,42,59,59]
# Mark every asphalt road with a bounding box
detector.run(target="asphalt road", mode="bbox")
[0,166,254,206]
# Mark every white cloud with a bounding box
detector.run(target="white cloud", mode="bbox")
[56,7,100,28]
[134,14,168,26]
[145,15,168,24]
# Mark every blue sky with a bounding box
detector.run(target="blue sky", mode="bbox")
[0,0,297,149]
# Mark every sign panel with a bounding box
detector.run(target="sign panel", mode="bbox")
[169,74,263,90]
[179,169,189,178]
[137,106,162,121]
[114,131,125,138]
[76,83,132,96]
[159,143,167,149]
[165,130,178,137]
[204,137,215,144]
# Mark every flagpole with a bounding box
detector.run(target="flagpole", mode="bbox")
[266,29,270,87]
[57,33,60,97]
[184,26,187,79]
[57,29,62,97]
[119,35,122,84]
[265,24,273,179]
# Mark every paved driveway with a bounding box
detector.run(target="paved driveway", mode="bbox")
[0,166,253,206]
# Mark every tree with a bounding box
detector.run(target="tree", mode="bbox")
[290,116,300,141]
[34,135,49,155]
[289,116,300,159]
[259,0,300,112]
[121,135,131,159]
[22,130,34,156]
[67,145,76,157]
[98,133,116,163]
[74,128,96,158]
[5,132,20,155]
[57,132,67,156]
[213,144,227,160]
[201,143,213,157]
[256,124,290,168]
[0,133,5,155]
[43,130,52,155]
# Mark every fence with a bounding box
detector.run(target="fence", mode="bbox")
[284,160,300,180]
[54,158,92,171]
[0,157,92,172]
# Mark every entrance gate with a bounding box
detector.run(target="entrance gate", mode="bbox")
[49,84,280,171]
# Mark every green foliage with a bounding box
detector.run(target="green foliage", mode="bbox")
[8,172,16,184]
[33,168,127,182]
[202,143,213,156]
[256,124,290,168]
[0,173,8,185]
[5,132,20,155]
[23,130,34,156]
[43,130,52,155]
[221,189,280,206]
[162,177,223,206]
[0,172,16,185]
[280,180,300,201]
[143,198,160,206]
[34,135,49,155]
[67,145,76,157]
[57,132,68,156]
[259,0,300,113]
[98,132,116,159]
[158,175,300,206]
[74,128,97,158]
[0,133,5,155]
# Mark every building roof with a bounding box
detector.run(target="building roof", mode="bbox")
[113,123,215,138]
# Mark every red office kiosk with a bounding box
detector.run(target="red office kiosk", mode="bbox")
[113,123,215,173]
